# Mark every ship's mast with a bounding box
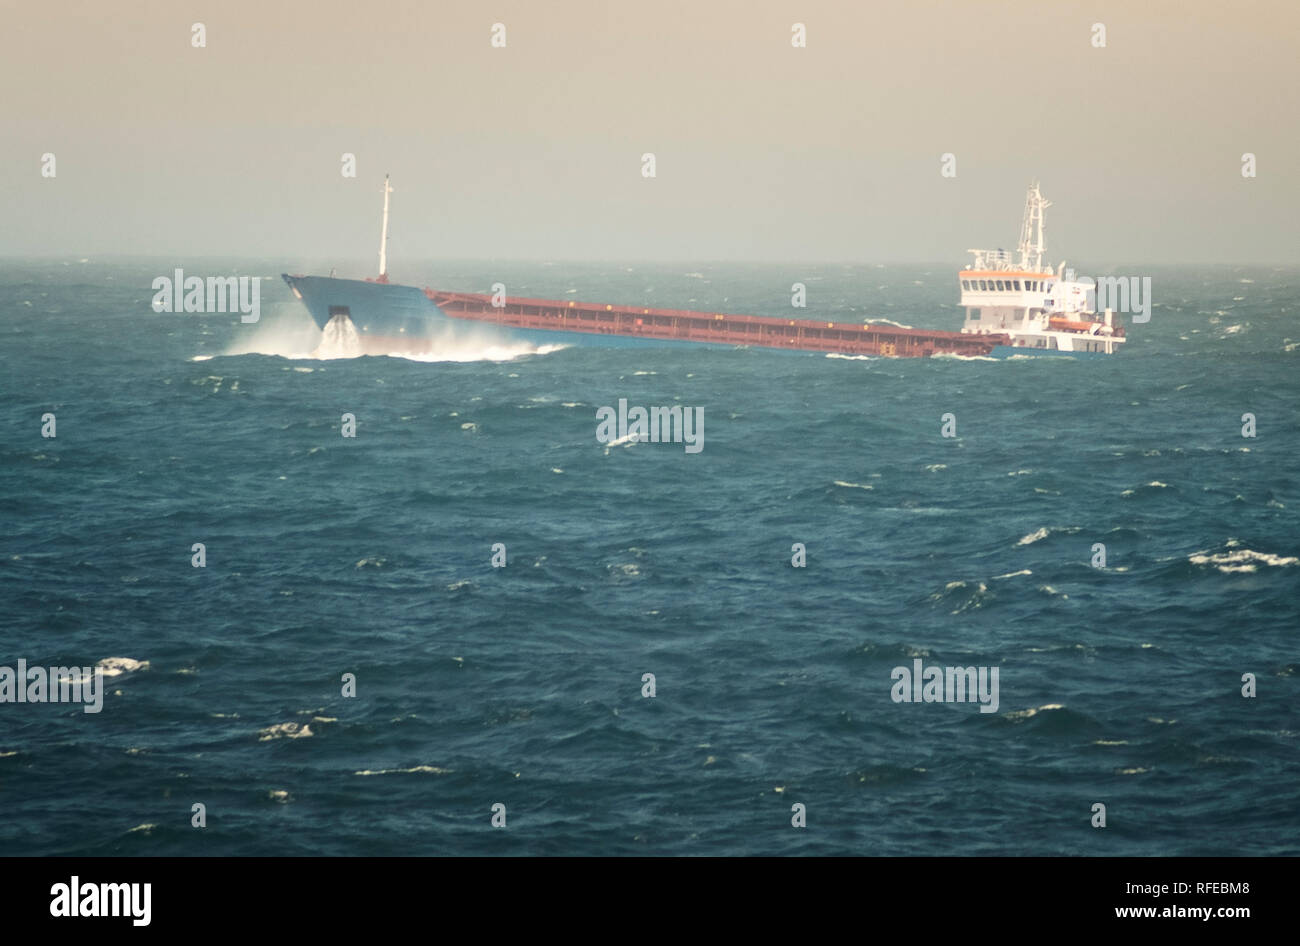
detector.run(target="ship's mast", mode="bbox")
[1016,181,1051,272]
[378,174,393,278]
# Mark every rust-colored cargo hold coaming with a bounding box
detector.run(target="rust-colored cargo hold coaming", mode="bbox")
[427,290,1007,357]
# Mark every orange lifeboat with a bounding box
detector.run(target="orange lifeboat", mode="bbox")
[1049,316,1100,334]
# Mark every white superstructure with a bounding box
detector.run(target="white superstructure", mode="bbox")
[958,183,1126,355]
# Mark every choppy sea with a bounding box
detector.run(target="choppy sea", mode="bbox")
[2,259,1297,855]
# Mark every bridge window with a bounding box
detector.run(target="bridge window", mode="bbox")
[1013,280,1021,290]
[978,280,987,290]
[961,279,970,290]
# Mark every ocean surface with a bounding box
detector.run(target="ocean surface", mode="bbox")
[2,259,1297,856]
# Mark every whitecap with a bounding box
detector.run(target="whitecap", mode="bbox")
[1003,703,1065,720]
[258,721,313,741]
[1189,548,1299,574]
[1017,527,1050,545]
[97,657,150,677]
[833,480,873,490]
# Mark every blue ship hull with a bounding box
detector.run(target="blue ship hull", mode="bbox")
[281,275,446,348]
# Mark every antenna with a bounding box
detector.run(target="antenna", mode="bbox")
[378,174,393,278]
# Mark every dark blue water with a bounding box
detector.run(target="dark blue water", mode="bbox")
[2,259,1297,855]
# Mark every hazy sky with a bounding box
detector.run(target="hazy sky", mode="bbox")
[3,0,1297,264]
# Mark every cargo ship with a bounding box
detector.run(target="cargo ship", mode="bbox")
[958,182,1126,356]
[282,178,1120,358]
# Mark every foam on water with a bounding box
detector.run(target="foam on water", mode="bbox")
[1189,547,1299,574]
[221,309,564,363]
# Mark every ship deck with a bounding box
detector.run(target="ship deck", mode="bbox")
[427,290,1007,357]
